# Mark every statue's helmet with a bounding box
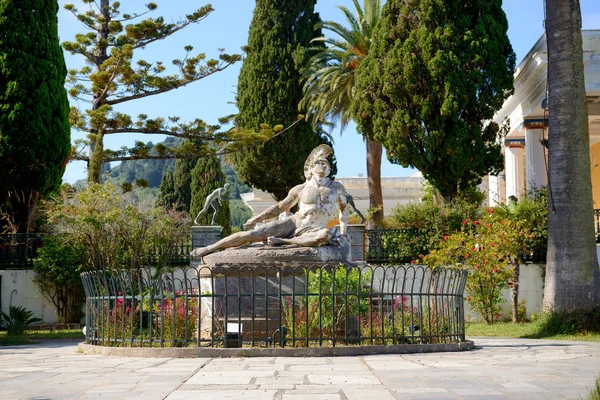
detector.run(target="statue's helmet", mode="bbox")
[304,144,333,178]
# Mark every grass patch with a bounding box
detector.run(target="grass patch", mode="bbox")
[586,376,600,400]
[466,312,600,342]
[0,329,84,346]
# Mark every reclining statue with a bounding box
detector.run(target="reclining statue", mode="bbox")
[191,144,349,259]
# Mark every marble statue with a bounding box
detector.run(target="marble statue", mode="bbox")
[193,183,231,226]
[191,144,349,258]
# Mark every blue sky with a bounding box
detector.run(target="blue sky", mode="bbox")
[58,0,600,184]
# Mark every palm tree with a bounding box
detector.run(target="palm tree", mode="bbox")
[543,0,600,313]
[300,0,384,227]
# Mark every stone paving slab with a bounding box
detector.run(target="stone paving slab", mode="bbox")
[0,338,599,399]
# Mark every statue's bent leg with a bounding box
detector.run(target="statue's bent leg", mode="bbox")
[267,228,332,247]
[210,205,220,225]
[191,218,296,258]
[194,200,213,224]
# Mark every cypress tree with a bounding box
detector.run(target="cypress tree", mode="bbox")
[233,0,334,200]
[353,0,515,201]
[190,155,231,236]
[173,157,196,212]
[157,169,177,208]
[0,0,71,232]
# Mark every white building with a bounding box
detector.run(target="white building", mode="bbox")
[241,174,424,219]
[488,30,600,206]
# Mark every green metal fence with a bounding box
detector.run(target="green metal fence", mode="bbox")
[80,265,468,348]
[0,234,44,269]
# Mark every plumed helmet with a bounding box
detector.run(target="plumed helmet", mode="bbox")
[304,144,333,178]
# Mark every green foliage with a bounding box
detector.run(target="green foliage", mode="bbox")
[0,0,71,232]
[173,156,197,212]
[229,200,253,230]
[383,198,481,262]
[63,0,243,182]
[282,266,371,345]
[189,154,231,236]
[232,0,335,200]
[0,306,42,336]
[425,211,526,324]
[494,186,548,262]
[33,237,86,323]
[45,182,190,270]
[222,165,251,200]
[353,0,516,200]
[300,0,383,132]
[157,169,177,208]
[586,376,600,400]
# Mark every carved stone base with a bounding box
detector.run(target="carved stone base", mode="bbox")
[201,241,351,267]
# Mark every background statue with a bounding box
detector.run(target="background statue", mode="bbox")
[191,144,349,258]
[193,183,230,226]
[346,194,366,224]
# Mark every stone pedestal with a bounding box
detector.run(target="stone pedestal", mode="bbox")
[191,225,222,267]
[346,224,365,263]
[196,243,354,342]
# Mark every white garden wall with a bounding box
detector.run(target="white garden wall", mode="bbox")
[0,270,58,324]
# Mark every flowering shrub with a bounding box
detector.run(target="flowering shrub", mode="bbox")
[153,290,199,346]
[424,210,526,324]
[93,296,139,345]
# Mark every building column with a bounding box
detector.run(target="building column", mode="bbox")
[524,123,548,191]
[504,141,525,201]
[488,174,501,206]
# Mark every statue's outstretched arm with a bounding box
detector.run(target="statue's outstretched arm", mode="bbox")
[244,185,303,229]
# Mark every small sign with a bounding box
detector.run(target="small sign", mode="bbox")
[227,322,242,333]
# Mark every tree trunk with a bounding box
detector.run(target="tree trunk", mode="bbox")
[7,189,39,233]
[511,259,519,323]
[366,138,384,228]
[87,0,110,184]
[543,0,600,313]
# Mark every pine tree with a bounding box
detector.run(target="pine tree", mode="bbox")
[62,1,243,183]
[0,0,71,232]
[232,0,334,200]
[353,0,516,201]
[190,155,231,236]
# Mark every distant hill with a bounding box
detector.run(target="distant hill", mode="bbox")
[103,137,181,188]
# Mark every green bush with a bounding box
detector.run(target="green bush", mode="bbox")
[383,197,481,262]
[45,182,191,270]
[424,211,526,324]
[33,236,86,323]
[0,306,42,336]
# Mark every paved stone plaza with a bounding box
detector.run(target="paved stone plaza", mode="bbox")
[0,338,599,399]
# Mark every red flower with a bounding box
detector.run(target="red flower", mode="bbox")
[488,208,493,214]
[487,223,492,228]
[463,219,468,226]
[466,296,472,301]
[443,235,449,240]
[493,268,498,273]
[474,264,479,269]
[484,259,488,264]
[490,242,495,247]
[474,220,481,225]
[411,260,416,264]
[418,254,423,259]
[465,253,470,259]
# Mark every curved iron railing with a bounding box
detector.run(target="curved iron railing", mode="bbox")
[81,265,468,348]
